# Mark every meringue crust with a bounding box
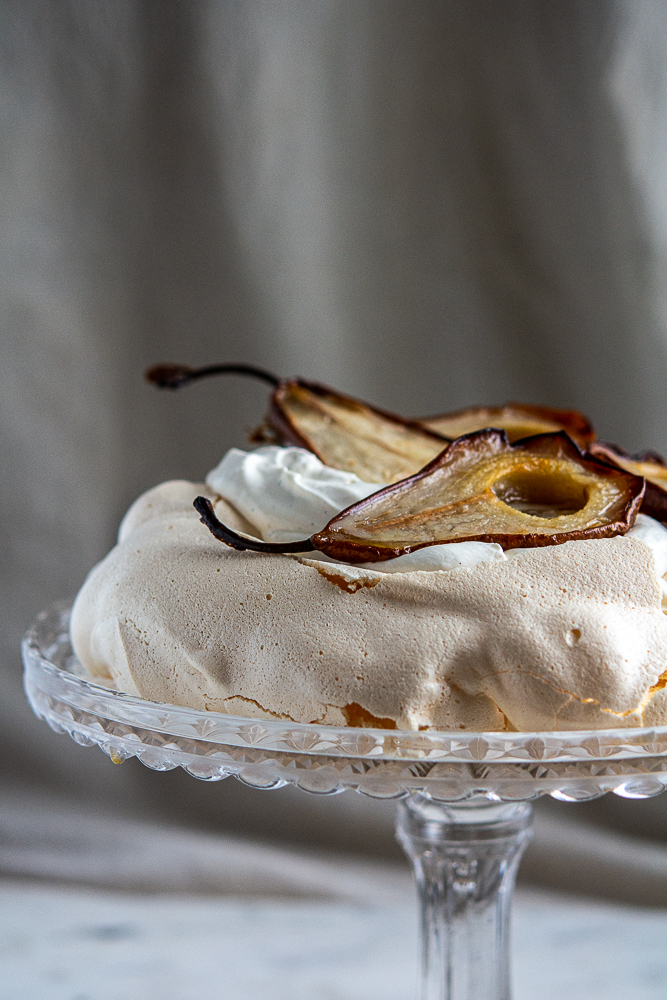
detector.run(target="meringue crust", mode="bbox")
[70,481,667,732]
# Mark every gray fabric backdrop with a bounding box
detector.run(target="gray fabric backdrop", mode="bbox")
[4,0,667,898]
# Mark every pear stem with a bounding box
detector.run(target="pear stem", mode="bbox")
[145,363,280,390]
[193,497,315,554]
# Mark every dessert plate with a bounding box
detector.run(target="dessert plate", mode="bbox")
[22,602,667,1000]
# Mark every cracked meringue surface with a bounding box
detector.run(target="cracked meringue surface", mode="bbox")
[70,459,667,732]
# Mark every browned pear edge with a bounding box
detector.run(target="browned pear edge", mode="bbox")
[588,440,667,521]
[311,430,645,562]
[418,402,596,449]
[195,430,645,564]
[268,378,451,457]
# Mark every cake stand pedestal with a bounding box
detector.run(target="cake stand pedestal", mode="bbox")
[397,797,531,1000]
[22,604,667,1000]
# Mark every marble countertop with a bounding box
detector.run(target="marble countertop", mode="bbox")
[1,881,666,1000]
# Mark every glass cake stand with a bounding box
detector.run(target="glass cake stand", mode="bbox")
[22,603,667,1000]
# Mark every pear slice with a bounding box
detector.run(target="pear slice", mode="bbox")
[588,441,667,521]
[315,430,642,561]
[419,403,595,449]
[194,430,643,563]
[270,379,449,484]
[145,361,449,485]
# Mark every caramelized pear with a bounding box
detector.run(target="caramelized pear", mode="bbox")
[146,362,449,484]
[419,403,595,449]
[588,441,667,521]
[195,430,643,563]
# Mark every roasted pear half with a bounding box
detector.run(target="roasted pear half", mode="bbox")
[269,379,448,483]
[194,430,644,563]
[588,441,667,521]
[419,403,595,449]
[145,362,449,484]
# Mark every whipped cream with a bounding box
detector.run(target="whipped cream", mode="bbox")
[205,446,506,573]
[627,514,667,577]
[206,446,381,542]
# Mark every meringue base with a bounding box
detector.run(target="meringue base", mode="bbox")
[70,481,667,732]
